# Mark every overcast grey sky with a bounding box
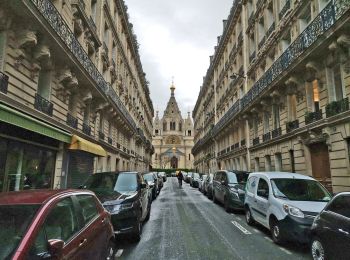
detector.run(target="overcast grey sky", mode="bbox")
[124,0,233,117]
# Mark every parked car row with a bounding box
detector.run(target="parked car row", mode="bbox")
[186,170,350,260]
[0,170,165,259]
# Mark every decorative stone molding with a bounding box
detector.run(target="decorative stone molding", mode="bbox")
[305,61,322,83]
[17,29,37,50]
[33,43,51,64]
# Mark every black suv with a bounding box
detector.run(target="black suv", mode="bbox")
[82,171,151,241]
[212,170,249,212]
[310,192,350,260]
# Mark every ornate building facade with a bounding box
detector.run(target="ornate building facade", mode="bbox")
[0,0,154,191]
[152,83,194,169]
[192,0,350,192]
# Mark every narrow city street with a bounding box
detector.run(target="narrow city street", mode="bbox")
[116,177,311,260]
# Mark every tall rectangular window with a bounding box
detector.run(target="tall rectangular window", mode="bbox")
[273,104,280,129]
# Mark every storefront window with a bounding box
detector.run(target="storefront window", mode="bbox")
[0,138,56,192]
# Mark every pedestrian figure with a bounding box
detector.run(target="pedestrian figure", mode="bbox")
[177,171,183,188]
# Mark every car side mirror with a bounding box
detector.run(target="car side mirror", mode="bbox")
[140,183,147,189]
[48,239,64,259]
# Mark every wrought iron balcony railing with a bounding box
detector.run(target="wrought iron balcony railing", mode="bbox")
[286,120,299,133]
[305,110,323,125]
[0,72,8,94]
[326,97,349,117]
[89,16,97,31]
[98,131,105,140]
[238,31,243,43]
[82,123,91,135]
[30,0,138,133]
[34,93,53,116]
[271,127,282,138]
[279,0,291,20]
[67,113,78,129]
[191,0,350,154]
[226,147,231,153]
[234,142,240,149]
[108,137,113,145]
[248,12,255,27]
[212,100,241,135]
[253,137,260,146]
[263,132,271,142]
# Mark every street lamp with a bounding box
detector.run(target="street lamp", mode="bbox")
[230,72,246,80]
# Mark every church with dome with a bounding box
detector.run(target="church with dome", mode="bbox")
[152,82,194,169]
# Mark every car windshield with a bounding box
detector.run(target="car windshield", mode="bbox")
[202,175,207,180]
[271,178,331,201]
[143,174,154,182]
[227,172,238,184]
[194,173,199,178]
[84,172,138,194]
[235,172,249,184]
[0,204,40,260]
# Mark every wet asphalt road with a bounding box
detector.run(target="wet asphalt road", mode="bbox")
[116,177,311,260]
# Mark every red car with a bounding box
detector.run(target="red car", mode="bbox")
[0,189,116,260]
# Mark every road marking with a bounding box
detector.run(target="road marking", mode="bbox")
[231,221,252,235]
[264,236,273,242]
[279,247,292,255]
[115,249,124,258]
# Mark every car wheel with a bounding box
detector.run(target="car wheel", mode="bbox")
[145,200,151,222]
[133,211,142,242]
[245,207,254,225]
[104,240,116,260]
[213,191,218,204]
[311,237,327,260]
[224,197,231,213]
[270,218,284,244]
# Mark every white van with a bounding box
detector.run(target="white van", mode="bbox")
[244,172,331,244]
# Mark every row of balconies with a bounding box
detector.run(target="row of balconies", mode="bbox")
[193,0,349,155]
[217,139,247,158]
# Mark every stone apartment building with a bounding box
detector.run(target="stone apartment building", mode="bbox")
[192,0,350,193]
[0,0,154,191]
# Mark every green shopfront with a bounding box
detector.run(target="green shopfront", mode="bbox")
[0,104,71,192]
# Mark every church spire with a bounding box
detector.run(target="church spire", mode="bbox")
[170,77,175,97]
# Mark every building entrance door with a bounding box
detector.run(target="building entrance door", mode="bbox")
[171,156,178,169]
[309,142,332,192]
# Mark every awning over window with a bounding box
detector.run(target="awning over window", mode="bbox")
[68,135,107,157]
[0,103,71,143]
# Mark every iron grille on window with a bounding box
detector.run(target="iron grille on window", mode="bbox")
[108,137,113,145]
[286,120,299,133]
[0,72,9,94]
[271,127,282,138]
[34,93,53,116]
[67,113,78,129]
[305,110,323,125]
[99,131,105,140]
[253,137,260,146]
[82,123,91,135]
[263,132,271,142]
[326,97,349,118]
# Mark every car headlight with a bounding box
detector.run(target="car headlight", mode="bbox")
[229,189,239,198]
[104,202,133,214]
[283,204,304,218]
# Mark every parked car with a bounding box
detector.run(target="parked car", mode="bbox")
[82,171,152,241]
[212,170,250,212]
[310,192,350,260]
[0,189,116,260]
[157,172,164,190]
[143,172,159,200]
[190,173,201,188]
[185,172,193,183]
[199,174,208,193]
[159,172,167,182]
[204,173,214,198]
[244,172,331,244]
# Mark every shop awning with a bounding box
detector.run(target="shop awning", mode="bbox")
[68,135,107,157]
[0,103,71,143]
